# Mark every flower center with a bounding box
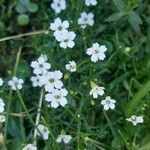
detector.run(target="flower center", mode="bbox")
[84,17,87,21]
[58,26,62,30]
[49,78,54,83]
[55,95,61,101]
[106,100,110,104]
[64,39,69,42]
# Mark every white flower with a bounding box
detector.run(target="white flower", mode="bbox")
[8,77,24,90]
[126,115,144,126]
[22,144,37,150]
[37,124,49,140]
[101,96,116,111]
[55,29,76,49]
[0,78,3,86]
[44,70,63,92]
[56,135,72,143]
[90,85,105,98]
[86,43,107,62]
[31,55,51,75]
[78,12,94,29]
[85,0,97,6]
[51,0,66,14]
[65,61,77,72]
[50,17,69,37]
[45,88,68,108]
[0,115,5,123]
[0,98,5,113]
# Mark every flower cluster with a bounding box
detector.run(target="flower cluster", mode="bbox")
[50,18,76,49]
[0,98,5,123]
[90,85,116,111]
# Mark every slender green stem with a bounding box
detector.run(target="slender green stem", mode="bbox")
[3,46,22,149]
[103,110,117,139]
[0,30,45,42]
[33,88,44,145]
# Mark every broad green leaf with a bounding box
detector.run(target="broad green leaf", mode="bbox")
[113,0,125,11]
[126,80,150,116]
[128,10,142,33]
[17,14,29,26]
[27,2,39,13]
[16,4,28,14]
[105,11,126,22]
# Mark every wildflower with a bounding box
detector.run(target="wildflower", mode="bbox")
[51,0,66,14]
[85,0,97,6]
[0,78,3,86]
[31,55,51,75]
[56,134,72,143]
[50,17,69,36]
[37,124,50,140]
[45,88,68,108]
[78,12,94,29]
[0,98,5,113]
[90,85,105,98]
[55,30,76,49]
[8,76,24,90]
[31,76,42,87]
[45,70,63,92]
[126,115,144,126]
[22,144,37,150]
[101,96,116,110]
[65,61,77,72]
[86,43,107,62]
[0,115,5,123]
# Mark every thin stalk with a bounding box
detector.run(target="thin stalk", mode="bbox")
[33,88,44,145]
[0,30,45,42]
[3,46,22,149]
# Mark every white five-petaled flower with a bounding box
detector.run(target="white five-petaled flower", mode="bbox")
[55,30,76,49]
[45,88,68,108]
[0,115,5,123]
[56,134,72,143]
[0,98,5,113]
[31,55,51,75]
[90,85,105,99]
[86,43,107,62]
[50,17,69,37]
[85,0,97,6]
[22,144,37,150]
[65,61,77,72]
[101,96,116,111]
[51,0,66,14]
[8,77,24,90]
[44,70,63,92]
[0,78,3,86]
[126,115,144,126]
[37,124,50,140]
[78,12,94,29]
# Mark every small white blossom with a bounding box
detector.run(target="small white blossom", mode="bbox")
[0,115,5,123]
[55,29,76,49]
[37,124,50,140]
[8,77,24,90]
[22,144,37,150]
[126,115,144,126]
[0,98,5,113]
[45,88,68,108]
[44,70,63,92]
[65,61,77,72]
[31,55,51,75]
[56,135,72,143]
[51,0,66,14]
[86,43,107,62]
[50,18,69,37]
[101,96,116,111]
[78,12,94,29]
[90,85,105,98]
[0,78,3,86]
[85,0,97,6]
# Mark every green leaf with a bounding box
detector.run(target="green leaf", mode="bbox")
[17,14,29,26]
[128,11,142,33]
[27,2,39,13]
[113,0,125,11]
[15,4,28,14]
[125,80,150,116]
[105,11,126,22]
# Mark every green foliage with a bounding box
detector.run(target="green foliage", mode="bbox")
[0,0,150,149]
